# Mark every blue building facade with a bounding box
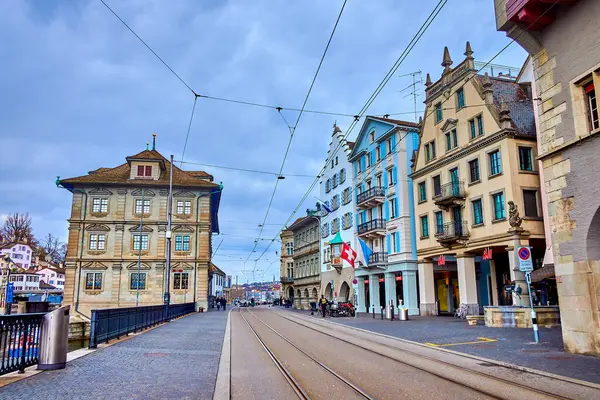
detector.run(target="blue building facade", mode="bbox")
[349,116,421,315]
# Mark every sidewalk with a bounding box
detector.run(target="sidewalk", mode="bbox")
[1,309,229,399]
[286,308,600,384]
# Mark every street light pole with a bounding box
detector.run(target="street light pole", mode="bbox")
[164,155,174,315]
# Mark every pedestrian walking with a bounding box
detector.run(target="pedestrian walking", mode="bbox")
[221,297,227,311]
[319,295,328,317]
[216,297,221,311]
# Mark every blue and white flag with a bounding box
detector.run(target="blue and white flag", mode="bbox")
[355,238,373,267]
[314,197,333,214]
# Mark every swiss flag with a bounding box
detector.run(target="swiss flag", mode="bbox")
[341,243,357,268]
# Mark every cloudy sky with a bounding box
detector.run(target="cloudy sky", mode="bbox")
[0,0,527,282]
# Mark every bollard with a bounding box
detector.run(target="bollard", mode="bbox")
[380,306,384,320]
[372,306,375,319]
[390,300,394,321]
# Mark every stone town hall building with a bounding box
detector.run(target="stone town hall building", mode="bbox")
[58,146,221,317]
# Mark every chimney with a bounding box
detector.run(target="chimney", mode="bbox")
[482,73,494,105]
[152,133,157,150]
[499,100,512,130]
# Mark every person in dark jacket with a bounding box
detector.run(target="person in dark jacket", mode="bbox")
[216,297,221,311]
[319,295,328,317]
[221,297,227,311]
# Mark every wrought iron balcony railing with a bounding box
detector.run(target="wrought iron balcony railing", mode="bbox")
[357,218,386,235]
[368,252,388,266]
[435,221,469,244]
[433,182,466,208]
[280,276,294,284]
[357,186,385,207]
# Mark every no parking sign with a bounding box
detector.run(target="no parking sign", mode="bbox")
[517,246,533,272]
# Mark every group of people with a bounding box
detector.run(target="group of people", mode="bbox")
[215,297,227,310]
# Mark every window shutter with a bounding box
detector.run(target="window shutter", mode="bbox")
[394,198,399,216]
[387,234,391,253]
[391,134,397,150]
[360,156,366,171]
[381,142,386,157]
[383,169,389,188]
[395,232,401,252]
[370,149,376,166]
[392,167,397,184]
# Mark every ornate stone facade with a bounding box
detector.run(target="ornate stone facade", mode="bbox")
[59,148,221,318]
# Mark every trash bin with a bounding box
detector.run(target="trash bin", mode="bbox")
[399,308,409,321]
[386,301,393,320]
[38,305,70,370]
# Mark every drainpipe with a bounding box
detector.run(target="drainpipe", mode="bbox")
[56,177,89,320]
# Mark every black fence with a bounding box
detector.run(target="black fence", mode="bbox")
[89,302,195,349]
[357,218,386,235]
[357,186,385,204]
[0,313,45,375]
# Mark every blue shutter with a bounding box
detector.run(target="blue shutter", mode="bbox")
[394,198,399,217]
[370,149,376,166]
[391,134,397,150]
[383,169,389,188]
[360,156,366,171]
[381,142,386,157]
[387,234,391,254]
[395,232,400,253]
[392,167,397,185]
[384,198,390,220]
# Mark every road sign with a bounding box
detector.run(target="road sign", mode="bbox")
[6,282,14,303]
[517,246,533,272]
[352,278,358,285]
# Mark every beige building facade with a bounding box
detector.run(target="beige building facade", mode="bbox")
[495,0,600,355]
[59,147,221,318]
[288,214,320,310]
[279,229,294,301]
[412,44,545,316]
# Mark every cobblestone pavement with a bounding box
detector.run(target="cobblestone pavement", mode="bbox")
[285,308,600,384]
[1,309,229,400]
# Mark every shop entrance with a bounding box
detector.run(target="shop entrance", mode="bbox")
[363,279,370,313]
[434,271,459,314]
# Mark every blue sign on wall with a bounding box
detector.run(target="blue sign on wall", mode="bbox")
[6,282,14,303]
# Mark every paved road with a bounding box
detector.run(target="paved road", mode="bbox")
[231,307,600,400]
[1,310,228,400]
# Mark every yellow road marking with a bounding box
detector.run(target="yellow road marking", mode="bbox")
[425,337,497,347]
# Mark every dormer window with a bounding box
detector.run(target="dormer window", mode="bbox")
[137,165,152,177]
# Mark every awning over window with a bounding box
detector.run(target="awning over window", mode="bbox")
[542,245,554,267]
[531,264,555,282]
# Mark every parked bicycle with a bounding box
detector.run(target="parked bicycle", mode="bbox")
[455,303,469,319]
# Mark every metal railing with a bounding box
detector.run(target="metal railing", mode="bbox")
[357,219,386,235]
[357,186,385,204]
[368,252,388,265]
[280,276,294,284]
[435,221,469,241]
[432,181,466,202]
[1,313,45,375]
[89,302,195,349]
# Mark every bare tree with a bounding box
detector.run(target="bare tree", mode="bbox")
[38,233,66,263]
[0,212,36,246]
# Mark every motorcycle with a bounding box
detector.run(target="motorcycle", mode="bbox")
[328,302,339,317]
[337,302,356,317]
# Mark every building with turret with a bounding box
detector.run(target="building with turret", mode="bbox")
[411,43,545,316]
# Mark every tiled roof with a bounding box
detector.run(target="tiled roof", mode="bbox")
[187,171,214,181]
[479,76,536,137]
[40,281,58,290]
[60,149,218,189]
[368,116,419,128]
[287,215,318,231]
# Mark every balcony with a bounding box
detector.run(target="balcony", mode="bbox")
[433,182,466,210]
[435,221,470,247]
[506,0,575,31]
[280,276,294,284]
[357,186,385,209]
[365,252,388,269]
[357,218,386,239]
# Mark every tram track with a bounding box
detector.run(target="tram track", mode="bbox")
[239,307,373,400]
[265,309,581,400]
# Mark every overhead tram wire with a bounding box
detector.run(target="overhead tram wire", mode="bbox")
[252,0,448,264]
[180,96,198,165]
[246,0,348,268]
[176,160,316,178]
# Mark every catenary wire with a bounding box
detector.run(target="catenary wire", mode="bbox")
[180,96,198,165]
[252,0,448,264]
[247,0,348,267]
[175,160,317,178]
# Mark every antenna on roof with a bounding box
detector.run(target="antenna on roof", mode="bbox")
[152,133,157,150]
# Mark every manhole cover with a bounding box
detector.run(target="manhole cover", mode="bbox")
[144,352,169,358]
[521,349,549,353]
[545,355,573,360]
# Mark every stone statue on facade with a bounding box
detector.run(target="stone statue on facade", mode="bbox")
[508,201,523,228]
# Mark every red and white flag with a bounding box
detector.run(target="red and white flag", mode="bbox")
[341,243,357,268]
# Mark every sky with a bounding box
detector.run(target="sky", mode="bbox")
[0,0,527,283]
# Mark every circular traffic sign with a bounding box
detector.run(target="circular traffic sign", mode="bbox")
[352,278,358,285]
[518,247,530,260]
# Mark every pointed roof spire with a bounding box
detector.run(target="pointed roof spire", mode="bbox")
[442,46,453,70]
[425,73,432,87]
[333,122,341,134]
[482,72,492,88]
[464,41,473,59]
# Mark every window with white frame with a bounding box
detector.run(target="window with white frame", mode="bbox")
[133,234,149,251]
[85,272,103,290]
[89,233,106,250]
[130,272,147,290]
[175,235,190,251]
[135,199,150,214]
[174,272,189,290]
[92,198,108,213]
[176,200,191,215]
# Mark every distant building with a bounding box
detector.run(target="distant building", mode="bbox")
[58,144,222,317]
[210,263,226,300]
[319,123,355,303]
[279,229,294,301]
[288,212,320,310]
[495,0,600,355]
[9,269,40,291]
[37,266,66,291]
[0,242,33,270]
